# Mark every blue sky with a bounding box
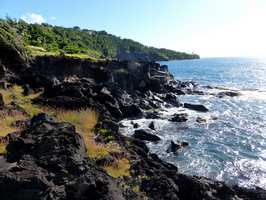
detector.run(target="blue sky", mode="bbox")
[1,0,266,57]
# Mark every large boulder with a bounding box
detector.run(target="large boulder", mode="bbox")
[133,129,160,142]
[0,113,125,200]
[166,140,189,153]
[120,104,143,119]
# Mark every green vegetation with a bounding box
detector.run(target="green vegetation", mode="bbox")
[98,128,114,142]
[0,18,28,63]
[0,18,199,61]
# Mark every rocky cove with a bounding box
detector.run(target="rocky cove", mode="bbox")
[0,41,266,200]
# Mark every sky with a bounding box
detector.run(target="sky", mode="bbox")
[1,0,266,58]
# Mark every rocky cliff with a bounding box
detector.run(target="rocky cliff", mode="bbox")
[0,38,265,200]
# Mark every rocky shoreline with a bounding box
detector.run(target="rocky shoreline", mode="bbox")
[0,42,265,199]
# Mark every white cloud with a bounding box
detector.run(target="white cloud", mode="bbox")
[50,16,56,21]
[21,13,46,24]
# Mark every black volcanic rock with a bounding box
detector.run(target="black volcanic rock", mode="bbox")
[0,113,125,200]
[0,39,265,199]
[148,121,155,130]
[184,103,209,112]
[133,129,160,142]
[217,91,241,98]
[170,113,188,122]
[120,104,143,119]
[166,140,182,153]
[166,140,189,153]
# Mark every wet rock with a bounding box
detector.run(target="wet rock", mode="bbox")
[164,93,180,106]
[145,111,161,119]
[217,91,241,98]
[148,121,155,130]
[120,104,143,119]
[166,140,189,153]
[166,141,181,153]
[132,122,139,129]
[133,129,160,142]
[184,103,209,112]
[196,116,208,123]
[211,116,218,120]
[170,113,188,122]
[180,141,189,147]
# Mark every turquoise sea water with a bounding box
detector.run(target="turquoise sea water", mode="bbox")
[158,58,266,189]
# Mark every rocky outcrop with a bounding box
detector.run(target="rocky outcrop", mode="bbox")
[1,48,265,200]
[166,140,189,153]
[124,129,266,200]
[217,91,241,98]
[170,113,188,122]
[184,103,209,112]
[0,113,126,200]
[133,129,161,142]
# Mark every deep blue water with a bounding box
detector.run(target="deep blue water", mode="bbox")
[162,57,266,90]
[159,58,266,189]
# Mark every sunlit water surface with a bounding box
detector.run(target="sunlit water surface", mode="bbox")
[121,58,266,189]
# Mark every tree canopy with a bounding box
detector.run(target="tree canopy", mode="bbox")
[0,18,199,61]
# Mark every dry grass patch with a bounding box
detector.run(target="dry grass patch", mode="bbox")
[0,111,26,137]
[55,109,98,132]
[54,109,121,159]
[0,86,131,178]
[0,143,6,155]
[0,85,43,117]
[104,157,131,178]
[54,109,130,177]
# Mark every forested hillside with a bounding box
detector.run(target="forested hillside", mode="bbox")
[0,18,199,61]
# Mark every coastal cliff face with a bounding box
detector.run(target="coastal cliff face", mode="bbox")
[0,29,266,200]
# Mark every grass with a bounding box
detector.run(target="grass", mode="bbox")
[0,143,6,155]
[0,85,44,117]
[0,85,131,178]
[54,108,130,178]
[26,45,58,57]
[54,109,121,159]
[0,111,26,137]
[104,158,131,178]
[26,45,101,62]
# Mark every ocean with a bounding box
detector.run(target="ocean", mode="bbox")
[121,57,266,189]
